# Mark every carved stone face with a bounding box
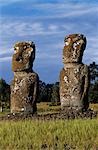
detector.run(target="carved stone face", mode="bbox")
[63,34,86,63]
[12,41,35,72]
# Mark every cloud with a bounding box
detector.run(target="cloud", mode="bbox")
[0,19,96,38]
[23,1,98,20]
[0,56,12,62]
[0,18,98,64]
[1,0,98,19]
[0,48,13,55]
[0,0,25,6]
[0,0,98,37]
[0,22,44,37]
[0,0,98,83]
[48,24,59,31]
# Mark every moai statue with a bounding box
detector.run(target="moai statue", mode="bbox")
[11,41,39,114]
[60,34,90,111]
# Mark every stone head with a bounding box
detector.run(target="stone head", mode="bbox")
[12,41,35,72]
[63,34,86,63]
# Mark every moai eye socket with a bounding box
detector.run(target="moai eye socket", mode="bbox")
[65,38,71,46]
[14,47,19,50]
[65,41,69,46]
[14,47,19,54]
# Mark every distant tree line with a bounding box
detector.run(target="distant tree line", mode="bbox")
[0,78,10,111]
[89,62,98,103]
[38,81,60,105]
[0,61,98,111]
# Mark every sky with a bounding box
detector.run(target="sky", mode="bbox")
[0,0,98,84]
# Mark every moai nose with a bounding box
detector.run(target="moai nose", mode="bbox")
[16,56,22,62]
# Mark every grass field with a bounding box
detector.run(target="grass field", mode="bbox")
[0,119,98,150]
[0,103,98,150]
[0,102,98,116]
[37,102,98,114]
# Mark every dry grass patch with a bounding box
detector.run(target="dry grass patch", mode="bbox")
[0,119,98,150]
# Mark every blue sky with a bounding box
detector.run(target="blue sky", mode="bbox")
[0,0,98,83]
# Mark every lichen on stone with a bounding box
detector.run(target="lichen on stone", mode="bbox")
[11,41,39,114]
[60,34,90,111]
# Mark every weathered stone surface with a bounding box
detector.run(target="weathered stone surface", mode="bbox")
[11,41,39,114]
[11,72,38,113]
[63,34,86,63]
[60,34,90,110]
[60,64,89,110]
[12,41,35,72]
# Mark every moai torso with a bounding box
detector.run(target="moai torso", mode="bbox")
[60,34,90,110]
[11,42,39,114]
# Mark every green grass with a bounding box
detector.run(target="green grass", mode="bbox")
[89,103,98,111]
[38,102,98,115]
[37,102,61,115]
[0,119,98,150]
[0,102,61,116]
[0,102,98,116]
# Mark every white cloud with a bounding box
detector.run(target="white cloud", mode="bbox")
[0,0,25,6]
[48,25,59,31]
[0,21,63,37]
[0,48,13,55]
[0,56,11,62]
[24,2,98,19]
[0,0,98,65]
